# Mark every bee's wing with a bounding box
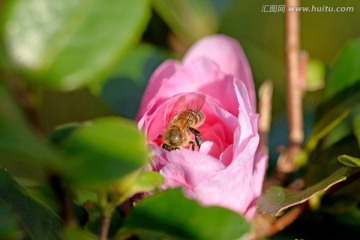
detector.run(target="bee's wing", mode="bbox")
[166,95,187,126]
[185,92,206,111]
[167,93,206,125]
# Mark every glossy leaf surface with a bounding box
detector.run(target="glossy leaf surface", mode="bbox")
[91,44,170,119]
[324,37,360,100]
[118,189,249,240]
[338,155,360,168]
[307,81,360,153]
[1,0,151,90]
[61,117,148,187]
[257,167,352,216]
[112,171,163,205]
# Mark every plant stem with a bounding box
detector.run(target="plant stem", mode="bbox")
[98,192,115,240]
[100,215,111,240]
[276,0,303,174]
[285,0,303,151]
[49,174,73,224]
[259,79,273,150]
[256,1,308,238]
[265,0,307,235]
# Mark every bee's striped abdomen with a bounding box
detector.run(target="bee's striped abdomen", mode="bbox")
[172,109,204,127]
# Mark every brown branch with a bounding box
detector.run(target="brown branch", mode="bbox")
[258,79,273,149]
[285,0,303,150]
[264,0,305,190]
[259,2,307,237]
[299,50,309,91]
[276,0,303,175]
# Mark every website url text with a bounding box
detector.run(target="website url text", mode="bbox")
[261,5,354,13]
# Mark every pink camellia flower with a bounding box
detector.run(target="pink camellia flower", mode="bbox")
[136,34,267,219]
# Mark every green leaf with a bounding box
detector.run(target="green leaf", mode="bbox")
[0,167,62,240]
[257,167,352,216]
[90,44,170,119]
[319,153,360,214]
[306,58,325,91]
[50,122,82,146]
[332,208,360,228]
[128,171,163,195]
[338,155,360,168]
[62,226,98,240]
[153,0,218,43]
[307,109,349,154]
[61,117,148,187]
[306,81,360,153]
[1,0,151,90]
[0,85,59,182]
[320,179,360,214]
[354,114,360,147]
[324,37,360,100]
[0,201,24,240]
[112,171,163,205]
[117,189,249,240]
[305,135,359,186]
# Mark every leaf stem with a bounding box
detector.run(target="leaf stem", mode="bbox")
[100,215,112,240]
[98,192,115,240]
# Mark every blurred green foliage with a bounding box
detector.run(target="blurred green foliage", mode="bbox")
[1,0,151,90]
[0,167,62,240]
[118,189,249,240]
[0,0,360,239]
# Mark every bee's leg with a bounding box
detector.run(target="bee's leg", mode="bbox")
[189,141,195,151]
[195,135,203,149]
[161,143,168,150]
[188,127,200,135]
[188,127,202,150]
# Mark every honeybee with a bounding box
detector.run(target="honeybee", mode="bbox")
[161,93,206,151]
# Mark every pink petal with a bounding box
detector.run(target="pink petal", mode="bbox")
[187,145,257,219]
[136,60,181,120]
[183,34,256,112]
[232,80,260,160]
[244,149,268,218]
[150,57,240,116]
[158,148,225,188]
